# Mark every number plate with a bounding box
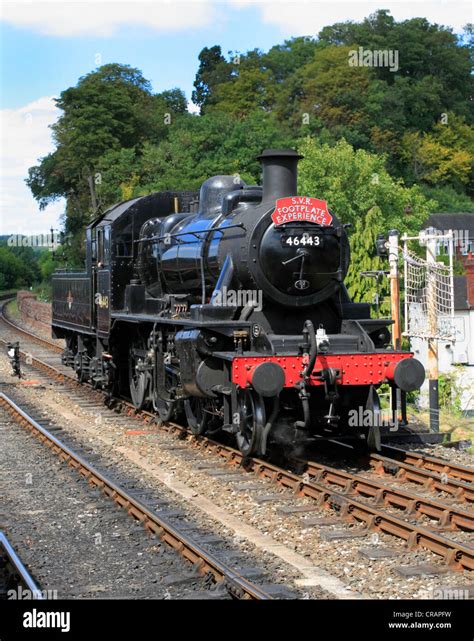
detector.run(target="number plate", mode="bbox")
[280,233,322,248]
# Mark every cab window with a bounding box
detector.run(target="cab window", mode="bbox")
[104,226,111,265]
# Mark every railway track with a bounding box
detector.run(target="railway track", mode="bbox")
[0,392,272,600]
[295,458,473,530]
[368,453,474,503]
[2,300,474,579]
[0,532,43,600]
[381,444,474,484]
[0,296,62,355]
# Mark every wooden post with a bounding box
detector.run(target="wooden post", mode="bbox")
[426,233,439,432]
[388,230,401,350]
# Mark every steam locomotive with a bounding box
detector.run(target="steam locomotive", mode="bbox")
[52,149,425,456]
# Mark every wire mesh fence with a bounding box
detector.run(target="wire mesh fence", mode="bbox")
[402,232,455,341]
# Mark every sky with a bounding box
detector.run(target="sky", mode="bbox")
[0,0,472,236]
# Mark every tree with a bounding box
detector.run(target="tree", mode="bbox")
[38,250,56,282]
[26,151,70,210]
[400,113,474,192]
[160,88,188,114]
[319,10,473,118]
[191,46,232,110]
[345,207,390,312]
[263,37,319,83]
[297,137,436,302]
[0,246,38,288]
[298,137,434,231]
[418,185,474,213]
[290,45,372,145]
[137,110,293,191]
[96,148,140,207]
[26,64,165,218]
[26,64,191,264]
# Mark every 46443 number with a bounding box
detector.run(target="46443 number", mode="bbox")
[282,234,321,247]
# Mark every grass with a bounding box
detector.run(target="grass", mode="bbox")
[32,282,52,303]
[410,407,473,444]
[4,299,20,320]
[0,289,17,298]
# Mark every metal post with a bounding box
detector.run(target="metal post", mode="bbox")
[403,235,408,338]
[426,233,439,432]
[388,230,401,426]
[448,230,455,322]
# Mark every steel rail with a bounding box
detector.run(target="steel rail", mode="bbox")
[0,337,69,382]
[187,440,474,570]
[382,444,474,484]
[0,298,62,354]
[0,393,272,600]
[298,459,474,531]
[0,531,44,599]
[369,454,474,503]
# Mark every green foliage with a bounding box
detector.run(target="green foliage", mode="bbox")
[34,281,52,303]
[345,207,390,313]
[298,137,436,304]
[192,46,232,110]
[298,137,434,231]
[419,185,474,213]
[25,11,473,275]
[0,246,39,289]
[26,64,185,217]
[95,148,139,206]
[291,46,372,146]
[160,88,188,114]
[26,151,68,210]
[264,37,320,82]
[0,241,66,294]
[319,11,472,119]
[438,372,463,416]
[208,56,274,120]
[38,250,56,282]
[137,110,293,192]
[400,113,474,193]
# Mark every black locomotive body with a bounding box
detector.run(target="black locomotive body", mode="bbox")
[52,149,425,455]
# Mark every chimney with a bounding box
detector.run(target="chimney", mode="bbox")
[258,149,303,201]
[465,251,474,309]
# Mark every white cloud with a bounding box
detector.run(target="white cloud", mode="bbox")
[0,96,64,235]
[0,0,216,37]
[230,0,472,35]
[1,0,470,39]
